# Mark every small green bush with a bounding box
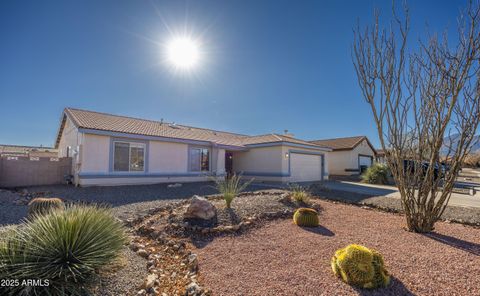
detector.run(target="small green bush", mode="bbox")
[214,174,253,208]
[28,197,64,218]
[361,163,390,185]
[289,184,310,203]
[293,208,319,227]
[331,244,390,289]
[0,205,127,296]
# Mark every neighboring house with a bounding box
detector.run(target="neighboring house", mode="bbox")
[309,136,376,176]
[55,108,331,186]
[0,144,58,158]
[376,149,386,164]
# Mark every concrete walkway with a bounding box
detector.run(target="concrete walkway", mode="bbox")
[322,181,480,209]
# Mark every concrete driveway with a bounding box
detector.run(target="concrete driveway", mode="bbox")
[322,181,480,209]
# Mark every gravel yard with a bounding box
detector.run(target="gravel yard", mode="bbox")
[195,200,480,296]
[0,182,280,226]
[90,247,148,296]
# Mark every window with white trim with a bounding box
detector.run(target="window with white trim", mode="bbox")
[113,141,145,172]
[189,147,209,172]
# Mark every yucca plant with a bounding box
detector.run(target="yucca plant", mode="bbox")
[213,174,253,208]
[289,183,310,203]
[27,197,64,218]
[0,205,127,296]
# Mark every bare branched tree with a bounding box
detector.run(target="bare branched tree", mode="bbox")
[353,1,480,232]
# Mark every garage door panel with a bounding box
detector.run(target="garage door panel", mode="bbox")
[290,153,323,182]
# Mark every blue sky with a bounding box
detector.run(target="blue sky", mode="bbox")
[0,0,466,147]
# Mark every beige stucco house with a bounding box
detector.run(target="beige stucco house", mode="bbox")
[309,136,376,176]
[55,108,331,186]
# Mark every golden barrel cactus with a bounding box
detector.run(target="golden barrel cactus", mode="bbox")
[27,197,64,218]
[293,208,319,227]
[331,244,390,289]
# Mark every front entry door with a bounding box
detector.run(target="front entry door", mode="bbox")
[225,152,233,178]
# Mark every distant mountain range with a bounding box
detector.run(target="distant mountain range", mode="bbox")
[441,134,480,155]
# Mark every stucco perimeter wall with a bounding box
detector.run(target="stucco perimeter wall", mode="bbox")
[329,139,375,175]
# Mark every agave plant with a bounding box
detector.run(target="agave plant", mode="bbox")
[213,174,253,208]
[0,205,127,296]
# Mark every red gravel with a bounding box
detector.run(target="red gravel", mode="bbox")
[194,201,480,296]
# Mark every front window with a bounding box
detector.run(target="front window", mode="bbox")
[189,147,209,172]
[114,141,145,172]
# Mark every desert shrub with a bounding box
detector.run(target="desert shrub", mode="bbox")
[214,174,253,208]
[28,197,64,218]
[361,163,390,185]
[289,184,310,203]
[293,208,319,227]
[331,244,390,289]
[0,205,127,296]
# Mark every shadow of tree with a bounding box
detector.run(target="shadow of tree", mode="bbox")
[299,225,335,236]
[423,232,480,256]
[353,276,416,296]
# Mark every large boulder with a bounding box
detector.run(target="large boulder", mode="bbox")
[184,196,216,220]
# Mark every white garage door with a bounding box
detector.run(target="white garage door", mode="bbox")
[359,155,373,167]
[290,153,323,182]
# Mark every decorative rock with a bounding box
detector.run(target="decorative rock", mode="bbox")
[137,289,147,296]
[142,273,158,289]
[137,249,149,258]
[185,282,203,296]
[130,242,145,252]
[183,196,216,220]
[188,253,198,272]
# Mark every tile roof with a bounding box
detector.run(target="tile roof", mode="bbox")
[58,108,328,150]
[309,136,375,151]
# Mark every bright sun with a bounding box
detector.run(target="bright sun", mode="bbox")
[166,37,200,70]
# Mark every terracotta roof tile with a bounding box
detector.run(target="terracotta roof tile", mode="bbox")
[61,108,327,150]
[309,136,373,151]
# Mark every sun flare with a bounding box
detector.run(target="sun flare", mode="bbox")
[166,37,201,70]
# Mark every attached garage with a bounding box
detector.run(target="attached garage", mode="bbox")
[289,152,324,182]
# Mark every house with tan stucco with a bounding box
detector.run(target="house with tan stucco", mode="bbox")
[55,108,332,186]
[309,136,377,176]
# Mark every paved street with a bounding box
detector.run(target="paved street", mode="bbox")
[323,180,480,209]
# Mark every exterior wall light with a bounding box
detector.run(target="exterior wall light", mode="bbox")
[285,152,289,158]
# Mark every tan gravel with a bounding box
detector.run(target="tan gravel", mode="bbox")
[194,200,480,296]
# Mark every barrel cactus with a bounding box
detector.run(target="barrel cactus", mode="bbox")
[331,244,390,289]
[293,208,319,227]
[28,197,64,218]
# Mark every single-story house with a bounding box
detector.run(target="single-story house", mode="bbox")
[309,136,376,176]
[55,108,332,186]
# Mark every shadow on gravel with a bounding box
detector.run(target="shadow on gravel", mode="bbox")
[299,225,335,236]
[423,232,480,256]
[354,276,416,296]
